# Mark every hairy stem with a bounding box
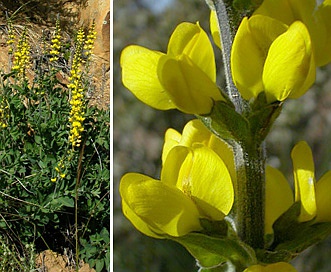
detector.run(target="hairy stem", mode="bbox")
[208,0,247,114]
[230,141,265,249]
[207,0,265,249]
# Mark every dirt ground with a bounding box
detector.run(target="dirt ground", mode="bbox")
[36,250,96,272]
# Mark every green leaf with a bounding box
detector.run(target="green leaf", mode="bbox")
[34,135,42,144]
[95,259,105,272]
[59,196,74,208]
[248,94,282,142]
[100,227,110,244]
[266,202,331,260]
[172,233,256,270]
[50,196,74,208]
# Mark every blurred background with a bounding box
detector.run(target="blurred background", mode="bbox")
[114,0,331,271]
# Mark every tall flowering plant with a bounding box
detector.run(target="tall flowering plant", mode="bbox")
[119,0,331,271]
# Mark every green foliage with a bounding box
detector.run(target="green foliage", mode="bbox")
[173,232,256,271]
[0,234,36,272]
[80,227,110,272]
[0,46,110,271]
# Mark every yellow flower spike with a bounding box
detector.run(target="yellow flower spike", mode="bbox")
[162,145,234,221]
[244,262,297,272]
[265,166,293,234]
[50,18,61,63]
[231,15,315,102]
[210,10,221,49]
[120,172,202,237]
[121,22,223,114]
[263,21,315,102]
[315,170,331,222]
[291,141,316,222]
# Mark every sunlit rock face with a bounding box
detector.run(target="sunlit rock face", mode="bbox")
[79,0,110,62]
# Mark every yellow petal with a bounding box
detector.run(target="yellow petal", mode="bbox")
[315,170,331,222]
[254,0,316,26]
[161,145,190,188]
[163,145,234,220]
[263,21,315,102]
[120,173,202,237]
[210,10,221,49]
[120,45,175,110]
[158,55,223,114]
[179,119,215,147]
[244,262,297,272]
[167,22,216,82]
[122,201,164,239]
[265,166,293,234]
[162,119,236,181]
[291,141,316,222]
[231,16,287,100]
[180,119,236,181]
[162,128,181,165]
[254,0,331,66]
[315,0,331,66]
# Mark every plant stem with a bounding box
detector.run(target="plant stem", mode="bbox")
[207,0,266,249]
[231,141,265,249]
[75,143,85,272]
[209,0,247,114]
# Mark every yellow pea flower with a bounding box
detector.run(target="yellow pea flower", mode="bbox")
[231,15,315,102]
[120,122,234,238]
[244,262,297,272]
[162,119,236,181]
[265,141,331,232]
[254,0,331,66]
[120,22,224,114]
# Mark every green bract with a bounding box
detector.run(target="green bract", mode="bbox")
[244,262,297,271]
